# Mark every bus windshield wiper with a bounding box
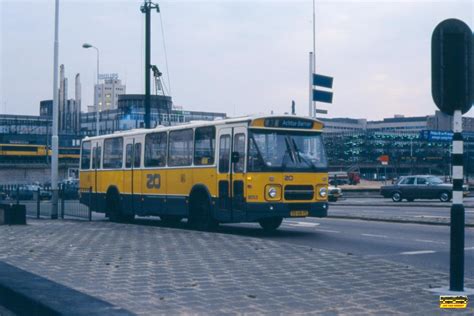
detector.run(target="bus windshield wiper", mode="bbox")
[284,137,296,163]
[291,138,315,169]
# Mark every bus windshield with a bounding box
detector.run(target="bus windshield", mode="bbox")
[248,129,327,172]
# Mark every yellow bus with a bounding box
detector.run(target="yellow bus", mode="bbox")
[79,115,329,230]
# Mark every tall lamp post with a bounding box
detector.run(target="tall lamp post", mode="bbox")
[82,43,100,136]
[51,0,60,219]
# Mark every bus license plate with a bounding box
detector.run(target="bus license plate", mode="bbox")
[290,210,308,217]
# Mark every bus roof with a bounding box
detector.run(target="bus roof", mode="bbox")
[82,114,324,141]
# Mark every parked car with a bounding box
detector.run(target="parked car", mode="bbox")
[8,185,51,201]
[380,175,469,202]
[328,186,343,202]
[59,179,79,200]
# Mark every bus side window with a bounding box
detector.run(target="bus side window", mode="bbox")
[195,126,215,165]
[103,137,123,169]
[92,146,101,169]
[219,135,230,173]
[145,132,167,167]
[125,144,133,168]
[134,143,141,168]
[233,133,245,173]
[80,141,91,170]
[169,129,193,166]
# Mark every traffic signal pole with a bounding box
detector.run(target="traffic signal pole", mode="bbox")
[431,19,473,292]
[450,110,465,291]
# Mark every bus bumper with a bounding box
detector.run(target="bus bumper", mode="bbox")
[245,202,328,222]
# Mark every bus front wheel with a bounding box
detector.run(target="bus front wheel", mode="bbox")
[189,192,217,231]
[259,217,283,231]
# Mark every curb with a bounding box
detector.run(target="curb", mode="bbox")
[327,215,474,227]
[0,261,133,316]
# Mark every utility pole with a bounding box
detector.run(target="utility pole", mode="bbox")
[51,0,60,219]
[308,52,313,117]
[312,0,316,117]
[141,0,160,129]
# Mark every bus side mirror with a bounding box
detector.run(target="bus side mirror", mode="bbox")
[231,152,240,163]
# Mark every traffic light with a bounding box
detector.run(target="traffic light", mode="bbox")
[432,19,473,115]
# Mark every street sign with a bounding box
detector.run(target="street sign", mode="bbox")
[313,74,333,89]
[313,89,333,104]
[431,19,473,115]
[378,155,389,163]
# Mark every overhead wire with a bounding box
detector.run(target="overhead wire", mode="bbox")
[158,10,172,96]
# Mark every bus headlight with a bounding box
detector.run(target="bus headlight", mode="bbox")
[268,187,277,198]
[265,185,281,201]
[319,187,327,198]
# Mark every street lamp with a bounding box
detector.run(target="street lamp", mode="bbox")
[82,43,100,136]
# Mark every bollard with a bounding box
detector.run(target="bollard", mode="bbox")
[60,188,65,219]
[36,188,40,219]
[88,187,93,221]
[16,186,19,205]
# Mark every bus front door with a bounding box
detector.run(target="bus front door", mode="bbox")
[124,138,143,216]
[217,127,247,222]
[92,141,102,212]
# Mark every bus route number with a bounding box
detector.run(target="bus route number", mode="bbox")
[146,174,161,189]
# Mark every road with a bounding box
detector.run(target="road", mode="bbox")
[219,217,474,280]
[329,203,474,223]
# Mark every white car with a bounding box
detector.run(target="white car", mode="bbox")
[328,186,342,202]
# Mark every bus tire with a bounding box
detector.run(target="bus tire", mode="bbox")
[107,188,134,223]
[259,217,283,231]
[189,191,217,231]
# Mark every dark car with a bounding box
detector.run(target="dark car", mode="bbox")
[380,175,469,202]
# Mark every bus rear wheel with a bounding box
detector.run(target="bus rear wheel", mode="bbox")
[259,217,283,231]
[107,190,134,223]
[188,192,217,231]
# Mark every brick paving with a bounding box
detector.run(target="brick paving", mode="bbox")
[0,219,473,315]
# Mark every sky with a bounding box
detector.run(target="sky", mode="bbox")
[0,0,473,120]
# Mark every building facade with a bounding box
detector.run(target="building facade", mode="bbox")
[93,77,126,111]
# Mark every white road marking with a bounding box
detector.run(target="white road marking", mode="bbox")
[400,250,436,255]
[465,247,474,251]
[361,234,388,238]
[287,222,320,228]
[315,229,340,233]
[414,215,449,219]
[415,239,446,245]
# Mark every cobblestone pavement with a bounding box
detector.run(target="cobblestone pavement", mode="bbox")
[0,219,473,315]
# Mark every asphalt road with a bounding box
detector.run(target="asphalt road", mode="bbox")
[329,203,474,223]
[219,217,474,280]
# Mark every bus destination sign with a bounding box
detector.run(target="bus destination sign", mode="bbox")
[264,118,314,129]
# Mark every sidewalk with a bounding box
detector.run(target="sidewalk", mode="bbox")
[0,219,473,315]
